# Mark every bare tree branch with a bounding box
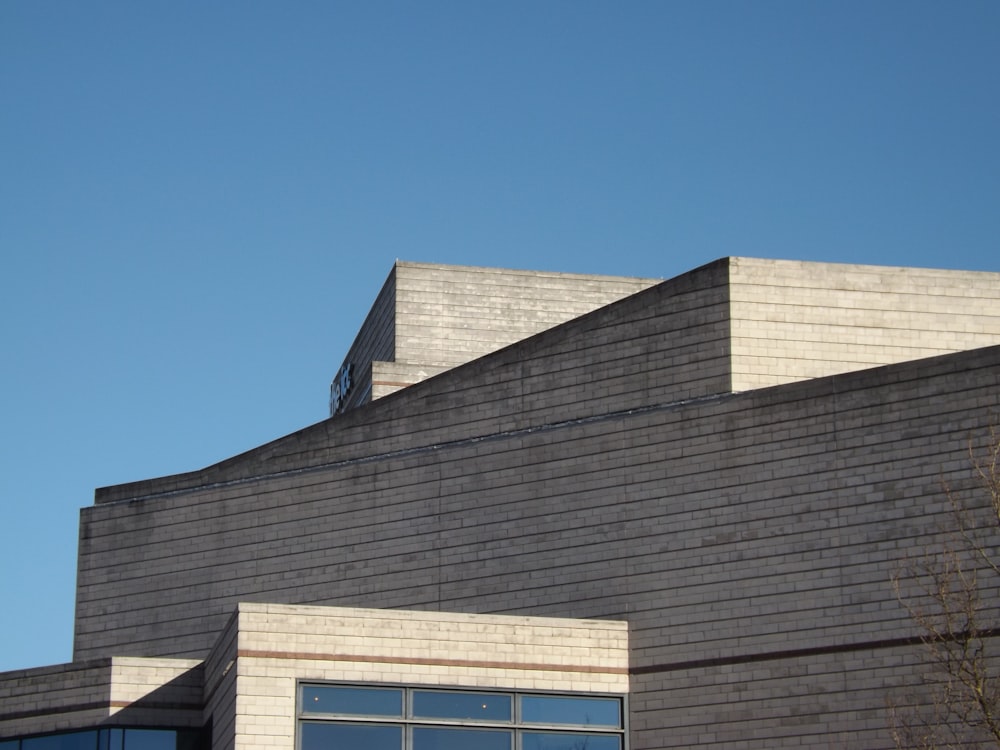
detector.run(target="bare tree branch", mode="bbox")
[890,428,1000,748]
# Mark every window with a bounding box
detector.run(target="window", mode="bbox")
[298,684,625,750]
[1,729,201,750]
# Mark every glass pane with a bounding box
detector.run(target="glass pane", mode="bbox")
[122,731,175,750]
[24,732,98,750]
[97,729,123,750]
[412,728,511,750]
[302,685,403,717]
[521,733,621,750]
[521,696,621,728]
[412,690,512,722]
[300,722,401,750]
[0,741,20,750]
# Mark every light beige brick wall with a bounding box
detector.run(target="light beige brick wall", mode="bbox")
[211,604,627,750]
[338,261,660,407]
[729,257,1000,389]
[392,261,659,368]
[0,657,201,739]
[0,660,113,738]
[370,361,449,400]
[107,658,203,727]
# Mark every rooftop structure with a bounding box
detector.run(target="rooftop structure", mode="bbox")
[4,257,1000,749]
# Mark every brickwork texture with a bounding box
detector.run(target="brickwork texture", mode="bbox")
[24,258,1000,747]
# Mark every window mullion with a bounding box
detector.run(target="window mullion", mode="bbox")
[298,683,623,750]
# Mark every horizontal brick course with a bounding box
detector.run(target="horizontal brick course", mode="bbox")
[68,258,1000,747]
[204,604,627,750]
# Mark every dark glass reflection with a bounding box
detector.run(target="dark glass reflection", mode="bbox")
[23,732,97,750]
[9,729,200,750]
[98,729,123,750]
[412,691,512,722]
[521,733,621,750]
[121,731,173,750]
[300,722,401,750]
[302,686,403,717]
[411,728,511,750]
[520,696,621,728]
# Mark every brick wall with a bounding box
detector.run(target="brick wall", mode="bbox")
[342,261,660,406]
[729,256,1000,389]
[0,658,202,739]
[92,259,728,503]
[72,257,1000,747]
[0,661,113,737]
[392,261,660,368]
[73,343,1000,747]
[333,264,397,413]
[213,604,627,750]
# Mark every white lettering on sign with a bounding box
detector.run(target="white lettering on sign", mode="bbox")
[329,363,354,415]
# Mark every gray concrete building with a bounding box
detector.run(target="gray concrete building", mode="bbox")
[3,257,1000,749]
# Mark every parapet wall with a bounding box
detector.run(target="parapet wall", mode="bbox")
[222,604,628,750]
[729,257,1000,389]
[0,657,203,738]
[335,261,660,411]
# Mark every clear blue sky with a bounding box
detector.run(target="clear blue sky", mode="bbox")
[1,1,998,673]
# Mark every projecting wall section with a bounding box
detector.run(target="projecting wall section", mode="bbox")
[393,261,659,361]
[209,604,628,750]
[359,261,659,404]
[729,257,1000,390]
[0,658,202,739]
[202,609,238,750]
[329,265,397,415]
[394,262,660,365]
[329,261,659,411]
[76,343,1000,748]
[75,255,1000,747]
[92,258,731,503]
[0,661,115,737]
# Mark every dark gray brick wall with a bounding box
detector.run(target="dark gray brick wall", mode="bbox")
[334,263,396,413]
[74,342,1000,747]
[93,258,730,504]
[73,256,1000,747]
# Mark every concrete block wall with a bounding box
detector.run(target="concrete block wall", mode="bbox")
[202,610,239,750]
[0,660,114,738]
[73,342,1000,747]
[391,261,660,368]
[107,658,203,727]
[217,604,627,750]
[334,257,1000,416]
[630,645,928,747]
[70,257,1000,747]
[370,360,449,401]
[729,257,1000,389]
[333,261,660,409]
[331,264,396,414]
[0,658,202,739]
[135,258,1000,503]
[92,258,730,503]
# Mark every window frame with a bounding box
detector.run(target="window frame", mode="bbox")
[297,681,627,750]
